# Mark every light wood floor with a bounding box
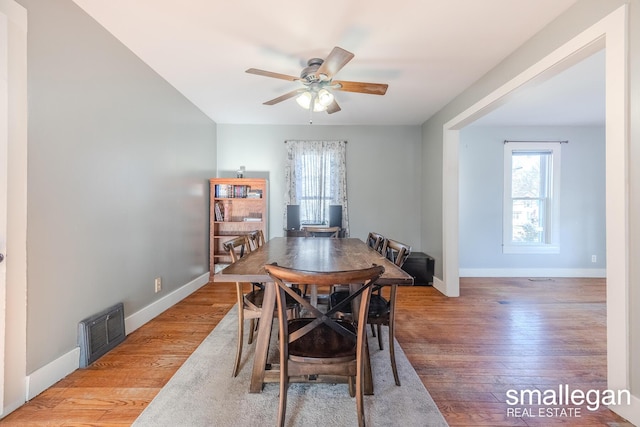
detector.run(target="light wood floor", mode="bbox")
[0,277,632,426]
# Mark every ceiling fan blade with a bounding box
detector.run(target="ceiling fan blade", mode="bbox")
[333,80,388,95]
[326,99,341,114]
[316,47,354,80]
[263,89,302,105]
[246,68,300,82]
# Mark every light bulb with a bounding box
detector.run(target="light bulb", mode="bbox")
[312,100,327,112]
[317,89,334,107]
[296,91,312,109]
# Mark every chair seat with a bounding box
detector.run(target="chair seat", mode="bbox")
[329,291,389,318]
[245,287,301,310]
[288,318,357,361]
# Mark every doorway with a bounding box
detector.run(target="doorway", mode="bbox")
[441,4,632,421]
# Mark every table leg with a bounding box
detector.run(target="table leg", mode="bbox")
[310,284,318,307]
[249,281,275,393]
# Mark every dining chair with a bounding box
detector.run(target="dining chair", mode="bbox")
[247,229,265,251]
[366,231,385,253]
[223,236,300,377]
[302,225,340,238]
[329,237,411,386]
[264,263,385,427]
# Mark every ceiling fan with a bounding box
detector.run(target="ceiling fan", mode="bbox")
[246,46,388,115]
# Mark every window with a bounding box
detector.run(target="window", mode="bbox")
[503,142,561,254]
[284,140,349,233]
[295,152,333,223]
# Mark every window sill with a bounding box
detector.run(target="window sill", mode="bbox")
[503,244,560,254]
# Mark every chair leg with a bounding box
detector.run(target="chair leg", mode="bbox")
[388,284,400,385]
[278,335,288,427]
[370,323,376,337]
[348,376,355,397]
[389,322,400,386]
[376,324,383,350]
[233,308,244,377]
[277,377,288,427]
[356,374,365,427]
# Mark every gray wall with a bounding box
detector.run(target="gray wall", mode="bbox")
[459,126,605,274]
[19,0,216,373]
[216,124,422,249]
[421,0,639,412]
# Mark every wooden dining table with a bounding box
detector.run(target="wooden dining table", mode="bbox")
[213,237,414,394]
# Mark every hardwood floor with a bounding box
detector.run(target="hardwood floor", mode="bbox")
[0,278,632,426]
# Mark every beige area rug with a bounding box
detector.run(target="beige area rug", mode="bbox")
[133,305,448,427]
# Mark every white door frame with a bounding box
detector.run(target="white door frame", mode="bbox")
[441,5,638,423]
[0,0,27,417]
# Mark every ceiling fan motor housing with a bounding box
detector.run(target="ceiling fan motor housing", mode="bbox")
[300,58,325,84]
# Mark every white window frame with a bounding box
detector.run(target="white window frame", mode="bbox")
[503,142,561,254]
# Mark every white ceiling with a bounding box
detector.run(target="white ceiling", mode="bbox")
[70,0,586,126]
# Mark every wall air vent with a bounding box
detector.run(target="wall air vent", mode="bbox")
[78,302,126,368]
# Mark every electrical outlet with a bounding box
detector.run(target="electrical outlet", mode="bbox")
[154,277,162,293]
[591,255,597,263]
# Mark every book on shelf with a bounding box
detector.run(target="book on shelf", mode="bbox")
[214,201,224,221]
[247,189,263,198]
[243,217,262,222]
[214,184,253,198]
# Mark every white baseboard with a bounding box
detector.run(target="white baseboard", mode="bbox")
[26,347,80,400]
[24,272,210,402]
[610,392,640,426]
[459,268,606,278]
[432,276,446,295]
[124,272,210,334]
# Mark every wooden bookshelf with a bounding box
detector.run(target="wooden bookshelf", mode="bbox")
[209,178,267,276]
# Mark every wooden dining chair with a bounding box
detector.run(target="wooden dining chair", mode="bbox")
[264,263,385,427]
[302,225,340,238]
[329,238,411,386]
[247,229,265,251]
[366,232,385,253]
[223,236,300,377]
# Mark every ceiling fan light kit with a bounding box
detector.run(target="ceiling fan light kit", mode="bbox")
[295,88,334,112]
[246,46,388,120]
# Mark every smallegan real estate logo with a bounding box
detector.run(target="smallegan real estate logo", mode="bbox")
[505,384,630,419]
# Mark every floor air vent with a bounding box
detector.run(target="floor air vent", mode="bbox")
[78,302,126,368]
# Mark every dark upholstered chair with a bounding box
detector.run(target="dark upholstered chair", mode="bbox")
[264,263,385,427]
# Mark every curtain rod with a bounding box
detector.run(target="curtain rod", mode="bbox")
[504,140,568,144]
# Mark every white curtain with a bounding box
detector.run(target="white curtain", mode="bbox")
[284,140,349,236]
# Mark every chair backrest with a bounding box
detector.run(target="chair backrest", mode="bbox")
[381,238,411,267]
[222,235,252,263]
[265,263,385,344]
[266,263,384,289]
[247,229,265,251]
[303,226,340,238]
[366,232,385,253]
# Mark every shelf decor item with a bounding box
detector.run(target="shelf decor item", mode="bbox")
[209,178,268,276]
